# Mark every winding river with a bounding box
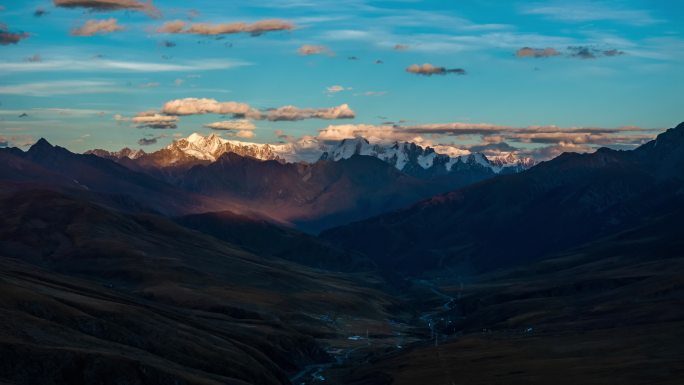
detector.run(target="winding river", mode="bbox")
[290,280,458,384]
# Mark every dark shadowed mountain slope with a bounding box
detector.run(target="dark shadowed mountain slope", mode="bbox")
[86,135,515,232]
[175,153,479,232]
[0,145,77,188]
[323,206,684,385]
[175,211,373,272]
[633,121,684,177]
[27,137,506,233]
[1,141,372,270]
[10,138,452,233]
[0,139,218,216]
[0,189,405,385]
[322,122,684,274]
[0,257,294,385]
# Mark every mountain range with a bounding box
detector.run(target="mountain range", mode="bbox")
[322,122,684,274]
[0,138,216,215]
[89,132,534,178]
[84,133,535,232]
[1,122,683,385]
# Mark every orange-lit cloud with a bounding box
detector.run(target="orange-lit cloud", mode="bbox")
[156,19,295,36]
[156,20,186,33]
[406,63,466,76]
[298,44,333,55]
[72,19,124,36]
[516,47,560,58]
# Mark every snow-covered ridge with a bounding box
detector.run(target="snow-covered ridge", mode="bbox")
[318,137,535,174]
[171,132,327,163]
[86,147,146,160]
[320,138,439,170]
[175,133,285,162]
[89,133,535,174]
[167,133,535,173]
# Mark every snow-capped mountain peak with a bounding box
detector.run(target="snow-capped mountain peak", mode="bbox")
[167,133,536,175]
[488,153,536,173]
[85,147,146,160]
[318,137,534,176]
[320,138,443,171]
[87,133,535,176]
[169,132,283,163]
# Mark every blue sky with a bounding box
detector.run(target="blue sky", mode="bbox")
[0,0,682,159]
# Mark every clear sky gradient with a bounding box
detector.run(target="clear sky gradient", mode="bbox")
[1,0,682,159]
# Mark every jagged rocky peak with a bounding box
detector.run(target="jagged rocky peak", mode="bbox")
[27,138,72,158]
[119,148,146,159]
[321,137,535,175]
[86,147,146,160]
[321,137,441,171]
[488,153,536,170]
[29,138,53,151]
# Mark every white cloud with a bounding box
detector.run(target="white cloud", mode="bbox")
[325,85,351,94]
[204,119,256,130]
[0,80,124,96]
[353,91,387,97]
[0,59,249,74]
[320,28,576,54]
[132,113,178,128]
[159,98,355,121]
[235,130,255,138]
[318,123,405,142]
[431,144,472,157]
[116,111,178,129]
[0,108,108,116]
[264,104,354,121]
[139,82,160,88]
[161,98,258,117]
[521,2,662,26]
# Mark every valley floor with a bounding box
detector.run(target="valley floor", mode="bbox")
[291,234,684,384]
